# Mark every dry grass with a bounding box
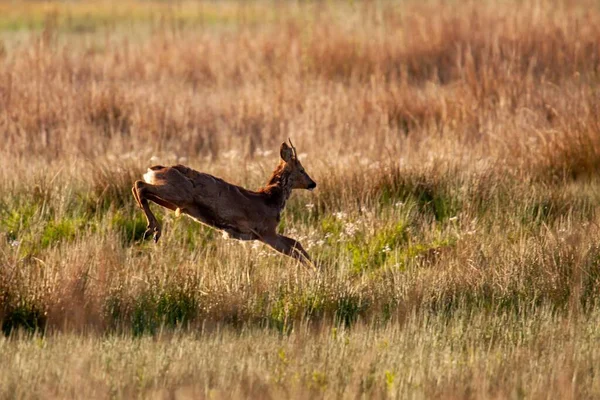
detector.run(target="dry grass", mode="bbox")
[3,310,600,399]
[2,0,600,398]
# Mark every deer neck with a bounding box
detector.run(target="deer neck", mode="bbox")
[262,164,294,211]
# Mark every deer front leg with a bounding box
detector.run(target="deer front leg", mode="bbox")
[262,234,315,269]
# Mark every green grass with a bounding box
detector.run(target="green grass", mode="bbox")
[0,1,302,33]
[1,173,599,334]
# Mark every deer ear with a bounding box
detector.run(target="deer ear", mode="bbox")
[280,142,293,162]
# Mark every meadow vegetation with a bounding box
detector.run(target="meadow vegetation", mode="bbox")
[2,0,600,398]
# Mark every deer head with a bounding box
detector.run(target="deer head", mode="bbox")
[279,139,317,191]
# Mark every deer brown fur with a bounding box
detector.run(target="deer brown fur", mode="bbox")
[131,140,317,266]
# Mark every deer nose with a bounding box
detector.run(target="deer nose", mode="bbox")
[308,181,317,190]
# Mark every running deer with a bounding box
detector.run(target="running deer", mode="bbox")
[131,140,317,266]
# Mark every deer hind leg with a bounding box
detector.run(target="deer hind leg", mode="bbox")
[132,180,180,243]
[131,186,143,209]
[261,234,314,268]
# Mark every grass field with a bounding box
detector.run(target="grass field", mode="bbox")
[2,0,600,398]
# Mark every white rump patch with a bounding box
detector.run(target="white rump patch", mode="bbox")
[143,169,155,184]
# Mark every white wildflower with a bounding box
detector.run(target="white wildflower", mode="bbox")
[10,240,20,247]
[382,245,392,254]
[343,222,359,237]
[334,211,347,220]
[306,203,315,211]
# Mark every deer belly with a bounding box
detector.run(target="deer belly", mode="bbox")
[222,228,256,241]
[183,204,254,238]
[184,204,222,227]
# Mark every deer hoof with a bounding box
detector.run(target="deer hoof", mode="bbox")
[153,230,161,243]
[143,227,153,240]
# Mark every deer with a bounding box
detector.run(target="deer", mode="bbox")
[131,139,317,267]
